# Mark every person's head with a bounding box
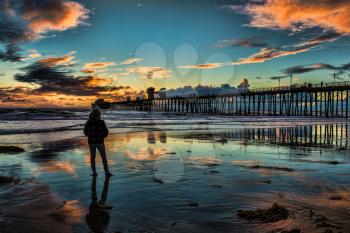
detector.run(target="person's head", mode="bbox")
[89,109,101,121]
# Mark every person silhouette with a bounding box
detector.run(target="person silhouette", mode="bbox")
[86,176,112,233]
[84,109,112,177]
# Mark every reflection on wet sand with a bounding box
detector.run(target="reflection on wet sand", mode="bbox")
[176,124,350,150]
[33,161,76,176]
[29,138,84,177]
[126,147,169,161]
[0,182,86,233]
[187,156,223,168]
[86,176,112,233]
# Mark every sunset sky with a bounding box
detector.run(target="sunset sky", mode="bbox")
[0,0,350,107]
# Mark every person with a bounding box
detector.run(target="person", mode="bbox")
[84,109,112,176]
[86,176,112,232]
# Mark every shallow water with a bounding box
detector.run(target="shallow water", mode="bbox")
[1,115,350,232]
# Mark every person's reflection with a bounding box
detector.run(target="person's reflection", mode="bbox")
[159,131,167,144]
[147,131,156,144]
[86,176,112,233]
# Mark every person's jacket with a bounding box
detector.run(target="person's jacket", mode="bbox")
[84,119,109,144]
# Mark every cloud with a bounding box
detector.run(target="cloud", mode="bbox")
[83,62,115,69]
[270,75,289,80]
[80,69,96,74]
[37,53,75,66]
[282,62,350,75]
[220,2,345,65]
[13,62,127,97]
[126,66,171,79]
[214,36,268,48]
[178,63,225,69]
[21,0,89,35]
[0,83,135,107]
[0,1,89,40]
[0,0,89,64]
[26,49,42,59]
[0,44,22,62]
[0,19,33,44]
[0,86,46,106]
[232,32,341,65]
[220,4,245,12]
[121,58,143,65]
[295,32,341,48]
[234,46,309,65]
[232,0,350,34]
[0,0,15,16]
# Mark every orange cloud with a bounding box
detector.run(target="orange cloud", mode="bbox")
[86,75,112,86]
[22,1,89,34]
[0,83,136,108]
[38,54,75,66]
[234,47,309,65]
[83,62,115,69]
[178,63,225,69]
[243,0,350,34]
[80,69,96,74]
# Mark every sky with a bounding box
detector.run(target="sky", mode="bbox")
[0,0,350,107]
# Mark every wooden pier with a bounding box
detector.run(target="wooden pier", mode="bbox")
[100,81,350,118]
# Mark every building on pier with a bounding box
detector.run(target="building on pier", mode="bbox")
[147,87,155,100]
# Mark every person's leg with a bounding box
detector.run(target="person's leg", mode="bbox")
[97,144,112,176]
[89,144,97,176]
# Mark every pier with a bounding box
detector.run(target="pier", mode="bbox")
[98,81,350,118]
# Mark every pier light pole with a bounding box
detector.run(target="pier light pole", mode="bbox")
[290,74,293,87]
[270,76,288,88]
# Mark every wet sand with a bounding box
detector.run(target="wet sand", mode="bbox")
[1,125,350,233]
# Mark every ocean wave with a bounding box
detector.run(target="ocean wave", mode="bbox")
[0,109,349,136]
[0,124,84,135]
[0,108,86,121]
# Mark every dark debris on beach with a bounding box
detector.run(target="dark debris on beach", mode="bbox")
[248,165,295,172]
[0,176,20,185]
[0,145,25,154]
[237,203,289,223]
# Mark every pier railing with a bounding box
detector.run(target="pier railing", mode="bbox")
[98,81,350,118]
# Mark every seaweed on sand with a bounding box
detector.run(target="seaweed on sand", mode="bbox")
[0,145,25,154]
[0,176,20,185]
[249,165,295,172]
[237,203,289,223]
[231,161,295,172]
